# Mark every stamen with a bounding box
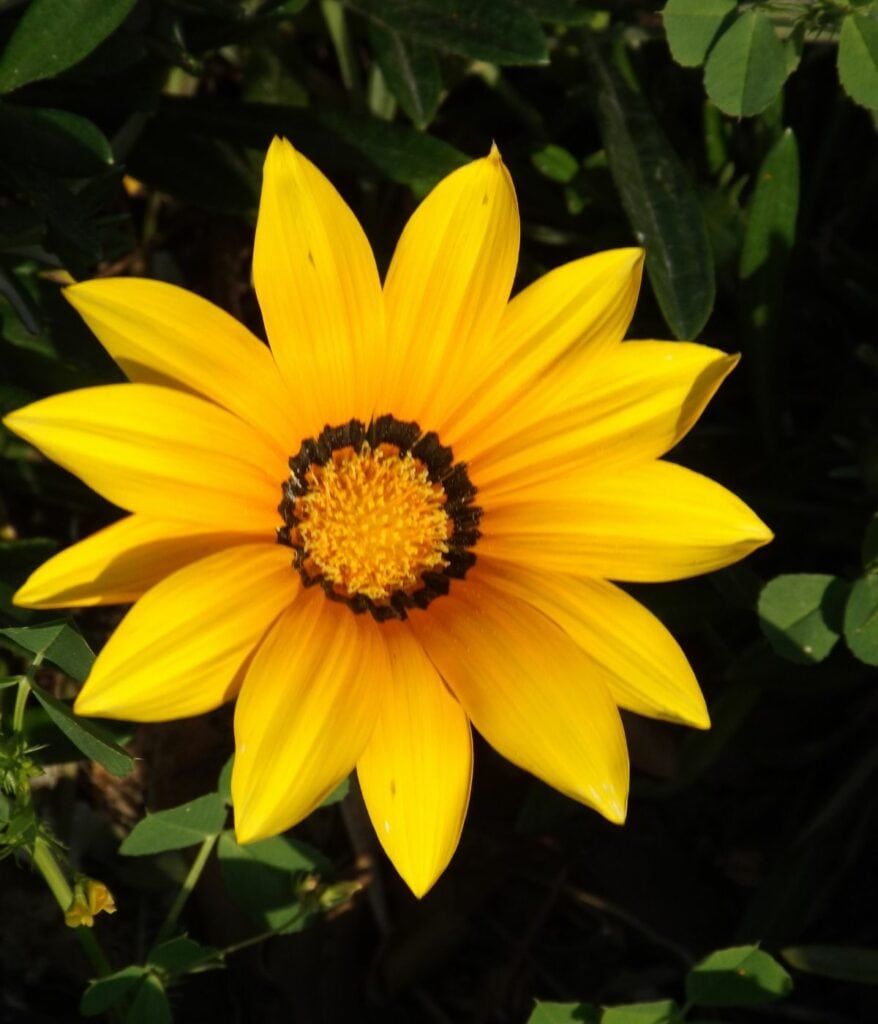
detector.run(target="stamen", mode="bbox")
[278,418,481,621]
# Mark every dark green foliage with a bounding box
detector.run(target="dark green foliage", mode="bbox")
[1,0,877,1021]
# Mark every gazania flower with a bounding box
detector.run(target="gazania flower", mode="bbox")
[5,139,771,896]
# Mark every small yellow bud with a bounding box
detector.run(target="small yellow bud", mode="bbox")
[65,878,117,928]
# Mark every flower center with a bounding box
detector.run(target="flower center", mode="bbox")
[278,417,481,621]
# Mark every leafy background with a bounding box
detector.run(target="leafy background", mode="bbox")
[1,0,877,1021]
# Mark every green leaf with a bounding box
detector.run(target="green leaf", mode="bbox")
[528,1002,598,1023]
[346,0,548,65]
[321,775,350,806]
[0,264,43,337]
[703,11,788,117]
[147,936,224,979]
[217,830,331,932]
[125,973,172,1024]
[758,574,848,665]
[602,1002,680,1023]
[0,620,95,681]
[120,793,227,856]
[0,0,137,94]
[586,37,715,339]
[368,22,441,128]
[0,106,113,176]
[740,128,799,282]
[531,144,579,184]
[862,512,878,572]
[80,966,147,1017]
[662,0,736,67]
[217,754,233,806]
[29,686,135,776]
[686,945,793,1006]
[843,573,878,665]
[838,15,878,110]
[782,945,878,985]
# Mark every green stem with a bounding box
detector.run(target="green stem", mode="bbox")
[220,909,305,957]
[156,832,218,943]
[12,650,43,734]
[32,837,112,977]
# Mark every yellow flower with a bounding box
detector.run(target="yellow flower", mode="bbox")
[65,878,117,928]
[4,139,771,897]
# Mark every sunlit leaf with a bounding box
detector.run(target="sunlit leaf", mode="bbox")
[758,574,847,665]
[662,0,736,67]
[29,686,135,776]
[703,11,788,117]
[838,15,878,111]
[120,794,227,855]
[686,945,793,1006]
[0,620,95,682]
[843,574,878,665]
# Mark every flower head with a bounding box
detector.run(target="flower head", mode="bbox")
[4,139,771,897]
[65,878,116,928]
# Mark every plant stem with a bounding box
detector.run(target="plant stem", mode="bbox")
[32,837,112,978]
[220,909,305,957]
[11,650,43,733]
[156,832,219,943]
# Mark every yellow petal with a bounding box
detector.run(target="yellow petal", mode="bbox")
[481,560,709,728]
[74,544,295,721]
[253,137,385,432]
[357,622,472,897]
[381,145,519,431]
[447,249,643,454]
[233,587,388,843]
[65,277,299,453]
[470,342,738,498]
[481,460,773,582]
[3,384,285,532]
[15,515,263,608]
[408,572,629,823]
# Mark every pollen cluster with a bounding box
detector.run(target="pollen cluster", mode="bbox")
[295,443,451,602]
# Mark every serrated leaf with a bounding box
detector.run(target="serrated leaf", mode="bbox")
[528,1001,599,1023]
[0,0,137,94]
[586,37,715,339]
[217,830,331,932]
[686,945,793,1006]
[0,106,113,176]
[843,574,878,665]
[662,0,736,67]
[346,0,548,65]
[838,15,878,111]
[147,936,224,979]
[368,23,441,128]
[782,945,878,985]
[29,686,135,776]
[120,794,227,856]
[703,11,788,117]
[602,1002,680,1023]
[80,966,147,1017]
[0,621,94,681]
[758,574,848,665]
